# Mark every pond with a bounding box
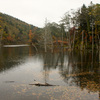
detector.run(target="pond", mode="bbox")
[0,46,99,100]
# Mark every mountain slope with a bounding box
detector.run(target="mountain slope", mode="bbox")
[0,12,41,44]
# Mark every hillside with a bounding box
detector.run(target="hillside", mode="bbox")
[0,12,41,45]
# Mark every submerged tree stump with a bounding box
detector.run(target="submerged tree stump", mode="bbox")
[29,82,59,86]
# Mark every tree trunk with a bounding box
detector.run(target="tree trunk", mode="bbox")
[44,19,47,52]
[68,31,71,49]
[92,23,94,51]
[81,30,84,50]
[32,43,38,52]
[72,30,76,49]
[50,34,53,53]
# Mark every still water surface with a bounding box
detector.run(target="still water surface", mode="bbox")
[0,46,99,100]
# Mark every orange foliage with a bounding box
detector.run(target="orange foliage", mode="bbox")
[53,40,68,44]
[89,36,92,43]
[7,35,13,41]
[29,30,33,39]
[29,30,34,42]
[84,33,88,39]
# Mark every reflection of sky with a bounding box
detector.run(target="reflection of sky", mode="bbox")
[0,54,44,83]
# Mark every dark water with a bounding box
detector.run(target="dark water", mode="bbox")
[0,46,99,100]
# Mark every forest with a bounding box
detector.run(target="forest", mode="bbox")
[0,12,41,45]
[39,2,100,52]
[0,2,100,51]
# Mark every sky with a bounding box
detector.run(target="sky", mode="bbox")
[0,0,100,28]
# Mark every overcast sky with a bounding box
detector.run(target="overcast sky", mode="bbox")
[0,0,100,28]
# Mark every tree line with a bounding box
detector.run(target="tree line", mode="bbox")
[30,2,100,52]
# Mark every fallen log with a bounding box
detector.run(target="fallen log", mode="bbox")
[29,82,59,86]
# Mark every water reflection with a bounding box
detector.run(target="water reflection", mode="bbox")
[0,46,32,72]
[42,50,100,99]
[0,46,99,100]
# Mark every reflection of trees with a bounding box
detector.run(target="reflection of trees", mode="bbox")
[42,51,65,70]
[42,50,65,83]
[0,47,30,73]
[42,50,99,98]
[59,50,100,98]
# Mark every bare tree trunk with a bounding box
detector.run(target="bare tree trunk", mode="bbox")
[50,33,53,53]
[72,31,76,49]
[68,31,71,49]
[92,23,94,51]
[32,43,38,52]
[86,33,87,49]
[61,32,63,47]
[81,30,84,50]
[61,25,64,47]
[44,19,47,52]
[91,24,94,72]
[44,34,47,52]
